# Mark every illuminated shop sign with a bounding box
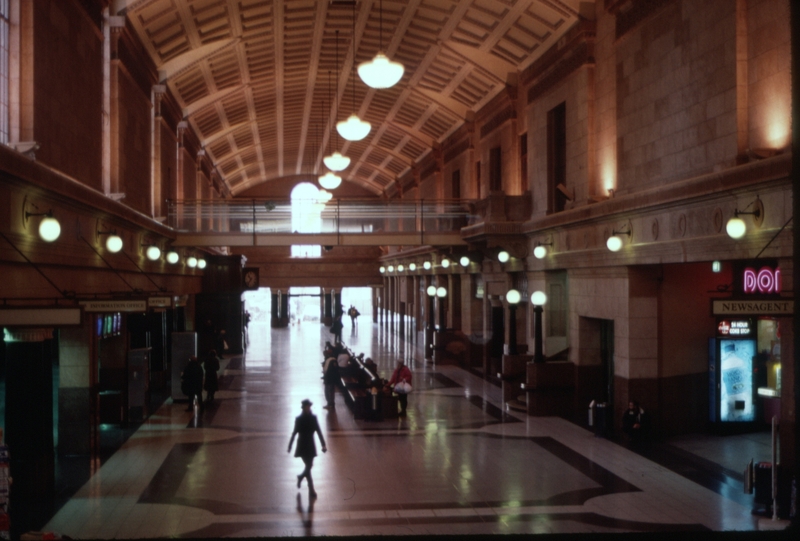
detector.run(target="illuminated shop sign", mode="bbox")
[717,320,752,336]
[743,266,781,294]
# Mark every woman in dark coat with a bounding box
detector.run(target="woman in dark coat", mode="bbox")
[203,349,220,403]
[287,399,327,498]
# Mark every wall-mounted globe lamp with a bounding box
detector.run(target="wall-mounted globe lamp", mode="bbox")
[423,261,432,270]
[187,256,198,268]
[726,198,763,239]
[606,224,632,252]
[441,258,450,268]
[498,250,510,263]
[459,256,470,267]
[197,258,207,269]
[388,265,395,273]
[436,286,447,329]
[25,208,61,242]
[380,266,386,273]
[409,263,417,271]
[97,227,122,253]
[144,245,161,261]
[166,250,180,264]
[397,264,405,272]
[533,239,553,259]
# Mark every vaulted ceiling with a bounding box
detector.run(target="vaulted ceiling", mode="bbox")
[121,0,583,196]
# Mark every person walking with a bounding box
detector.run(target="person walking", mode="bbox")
[181,356,205,413]
[203,348,221,403]
[386,360,413,416]
[288,399,327,499]
[330,312,344,344]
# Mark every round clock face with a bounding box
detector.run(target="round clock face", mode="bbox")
[245,271,258,288]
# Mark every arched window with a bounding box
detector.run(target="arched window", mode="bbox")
[290,182,328,258]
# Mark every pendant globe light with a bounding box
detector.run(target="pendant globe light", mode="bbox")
[337,2,371,141]
[323,33,351,172]
[319,69,343,191]
[358,0,404,89]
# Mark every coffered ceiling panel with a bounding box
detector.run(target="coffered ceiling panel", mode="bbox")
[122,0,582,196]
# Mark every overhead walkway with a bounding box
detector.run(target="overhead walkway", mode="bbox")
[168,199,475,247]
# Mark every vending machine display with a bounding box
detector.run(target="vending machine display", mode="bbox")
[710,337,756,424]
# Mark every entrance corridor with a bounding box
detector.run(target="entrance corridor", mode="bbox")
[42,318,758,537]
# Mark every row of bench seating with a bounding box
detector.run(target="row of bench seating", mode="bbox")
[324,345,397,420]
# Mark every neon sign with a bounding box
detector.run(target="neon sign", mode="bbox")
[718,320,752,336]
[743,266,781,294]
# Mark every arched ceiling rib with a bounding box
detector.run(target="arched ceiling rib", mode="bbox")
[123,0,582,196]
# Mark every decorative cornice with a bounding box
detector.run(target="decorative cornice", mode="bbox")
[480,107,516,139]
[527,41,593,104]
[444,139,470,165]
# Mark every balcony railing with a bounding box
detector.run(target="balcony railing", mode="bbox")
[167,198,478,247]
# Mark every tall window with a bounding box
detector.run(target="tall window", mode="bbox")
[489,146,502,192]
[290,182,325,258]
[547,102,567,213]
[451,169,461,199]
[0,0,10,144]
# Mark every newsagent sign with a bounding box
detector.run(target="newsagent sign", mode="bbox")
[712,299,793,316]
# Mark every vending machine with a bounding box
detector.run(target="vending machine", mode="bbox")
[709,332,757,426]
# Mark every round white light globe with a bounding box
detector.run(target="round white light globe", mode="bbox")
[39,216,61,242]
[397,264,405,272]
[426,285,437,296]
[146,245,161,261]
[409,263,416,271]
[166,251,180,264]
[533,245,547,259]
[441,259,450,268]
[388,265,394,272]
[506,289,521,304]
[187,256,198,268]
[379,266,386,273]
[423,261,432,270]
[436,286,447,298]
[531,291,548,306]
[106,235,123,253]
[606,235,623,252]
[198,259,207,269]
[498,250,510,263]
[726,217,746,239]
[460,256,470,267]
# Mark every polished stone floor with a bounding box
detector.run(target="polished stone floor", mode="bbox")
[43,317,761,538]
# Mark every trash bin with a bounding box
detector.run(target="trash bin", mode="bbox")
[594,402,609,438]
[754,462,773,506]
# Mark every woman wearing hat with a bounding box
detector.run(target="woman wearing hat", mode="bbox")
[287,399,327,498]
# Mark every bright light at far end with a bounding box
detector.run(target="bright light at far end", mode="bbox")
[712,260,722,273]
[146,245,161,261]
[531,291,548,306]
[606,235,623,252]
[38,216,61,242]
[498,250,510,263]
[506,289,521,305]
[533,245,548,259]
[726,217,746,239]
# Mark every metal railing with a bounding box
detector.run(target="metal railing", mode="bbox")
[167,198,478,236]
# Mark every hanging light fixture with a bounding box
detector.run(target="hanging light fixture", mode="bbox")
[358,0,404,89]
[319,70,343,190]
[323,33,351,172]
[337,1,371,141]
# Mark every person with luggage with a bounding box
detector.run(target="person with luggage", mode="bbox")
[288,399,327,499]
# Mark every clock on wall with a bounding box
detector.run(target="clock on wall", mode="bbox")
[243,267,260,290]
